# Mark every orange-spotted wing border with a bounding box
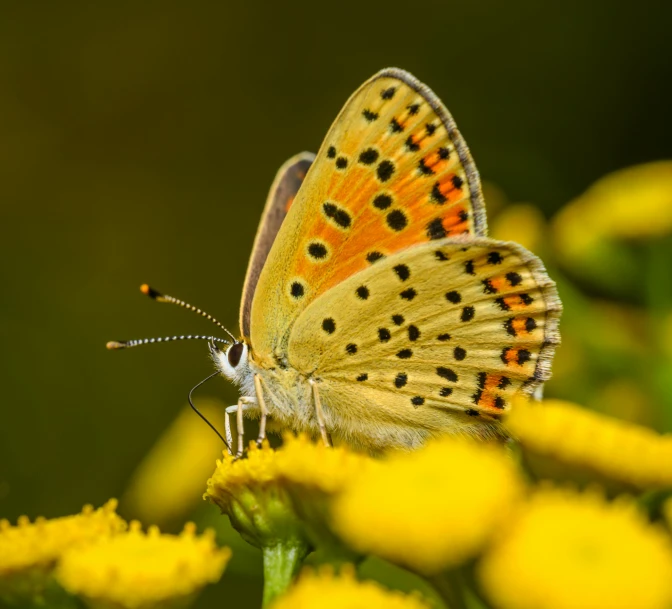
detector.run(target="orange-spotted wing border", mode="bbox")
[379,68,487,237]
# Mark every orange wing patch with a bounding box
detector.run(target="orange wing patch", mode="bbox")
[290,70,485,307]
[472,372,511,412]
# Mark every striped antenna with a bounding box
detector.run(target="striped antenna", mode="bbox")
[107,335,230,350]
[140,284,237,343]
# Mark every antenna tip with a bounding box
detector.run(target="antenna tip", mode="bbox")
[140,284,162,299]
[106,341,127,350]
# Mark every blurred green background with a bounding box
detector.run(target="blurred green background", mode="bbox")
[2,2,672,607]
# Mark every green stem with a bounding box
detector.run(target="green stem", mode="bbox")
[262,542,310,608]
[428,570,469,609]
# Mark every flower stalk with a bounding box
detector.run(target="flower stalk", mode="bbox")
[261,542,310,608]
[428,571,470,609]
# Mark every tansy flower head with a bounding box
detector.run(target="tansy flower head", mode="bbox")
[553,161,672,267]
[56,521,230,609]
[0,500,125,603]
[275,433,372,496]
[274,434,373,562]
[506,397,672,489]
[332,437,523,575]
[272,565,431,609]
[479,487,672,609]
[205,441,308,550]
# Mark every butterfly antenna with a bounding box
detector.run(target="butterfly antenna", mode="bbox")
[140,284,238,343]
[106,335,230,350]
[188,371,230,450]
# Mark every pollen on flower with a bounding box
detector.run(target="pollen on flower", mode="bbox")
[272,565,431,609]
[275,433,373,495]
[505,397,672,489]
[0,499,126,578]
[204,441,309,551]
[478,488,672,609]
[56,521,230,609]
[332,437,523,575]
[205,440,280,509]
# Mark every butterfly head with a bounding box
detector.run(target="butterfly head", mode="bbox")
[210,340,251,384]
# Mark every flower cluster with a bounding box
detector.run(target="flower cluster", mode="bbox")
[57,521,230,609]
[6,160,672,607]
[506,397,672,489]
[0,501,229,609]
[202,399,672,609]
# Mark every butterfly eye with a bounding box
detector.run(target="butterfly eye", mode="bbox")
[227,342,245,368]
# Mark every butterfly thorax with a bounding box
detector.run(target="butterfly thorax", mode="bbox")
[213,341,318,433]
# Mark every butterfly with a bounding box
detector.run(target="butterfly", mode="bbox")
[110,68,562,453]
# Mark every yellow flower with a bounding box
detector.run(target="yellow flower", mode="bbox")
[275,433,372,496]
[506,397,672,489]
[272,565,431,609]
[0,500,125,603]
[274,434,373,561]
[122,400,227,527]
[479,488,672,609]
[206,440,278,502]
[205,441,307,548]
[56,521,230,609]
[332,438,523,575]
[553,161,672,265]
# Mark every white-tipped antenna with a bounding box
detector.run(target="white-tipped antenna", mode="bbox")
[139,284,238,343]
[106,335,230,350]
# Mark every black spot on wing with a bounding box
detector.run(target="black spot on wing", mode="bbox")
[426,218,446,240]
[394,373,408,388]
[408,325,420,341]
[359,148,379,165]
[362,109,379,122]
[355,286,370,300]
[445,291,461,304]
[393,264,410,281]
[378,328,391,342]
[377,160,395,182]
[290,282,304,298]
[386,210,408,231]
[461,306,475,322]
[322,202,352,229]
[437,367,458,382]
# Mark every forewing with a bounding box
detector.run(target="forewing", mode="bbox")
[251,68,486,363]
[239,152,314,340]
[287,238,561,424]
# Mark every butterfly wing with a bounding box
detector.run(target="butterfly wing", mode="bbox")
[287,238,561,445]
[239,152,314,340]
[251,68,486,365]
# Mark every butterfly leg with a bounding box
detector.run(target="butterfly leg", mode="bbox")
[224,408,235,455]
[309,379,332,447]
[225,398,257,458]
[253,374,268,447]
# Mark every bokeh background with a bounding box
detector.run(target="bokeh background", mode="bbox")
[2,2,671,607]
